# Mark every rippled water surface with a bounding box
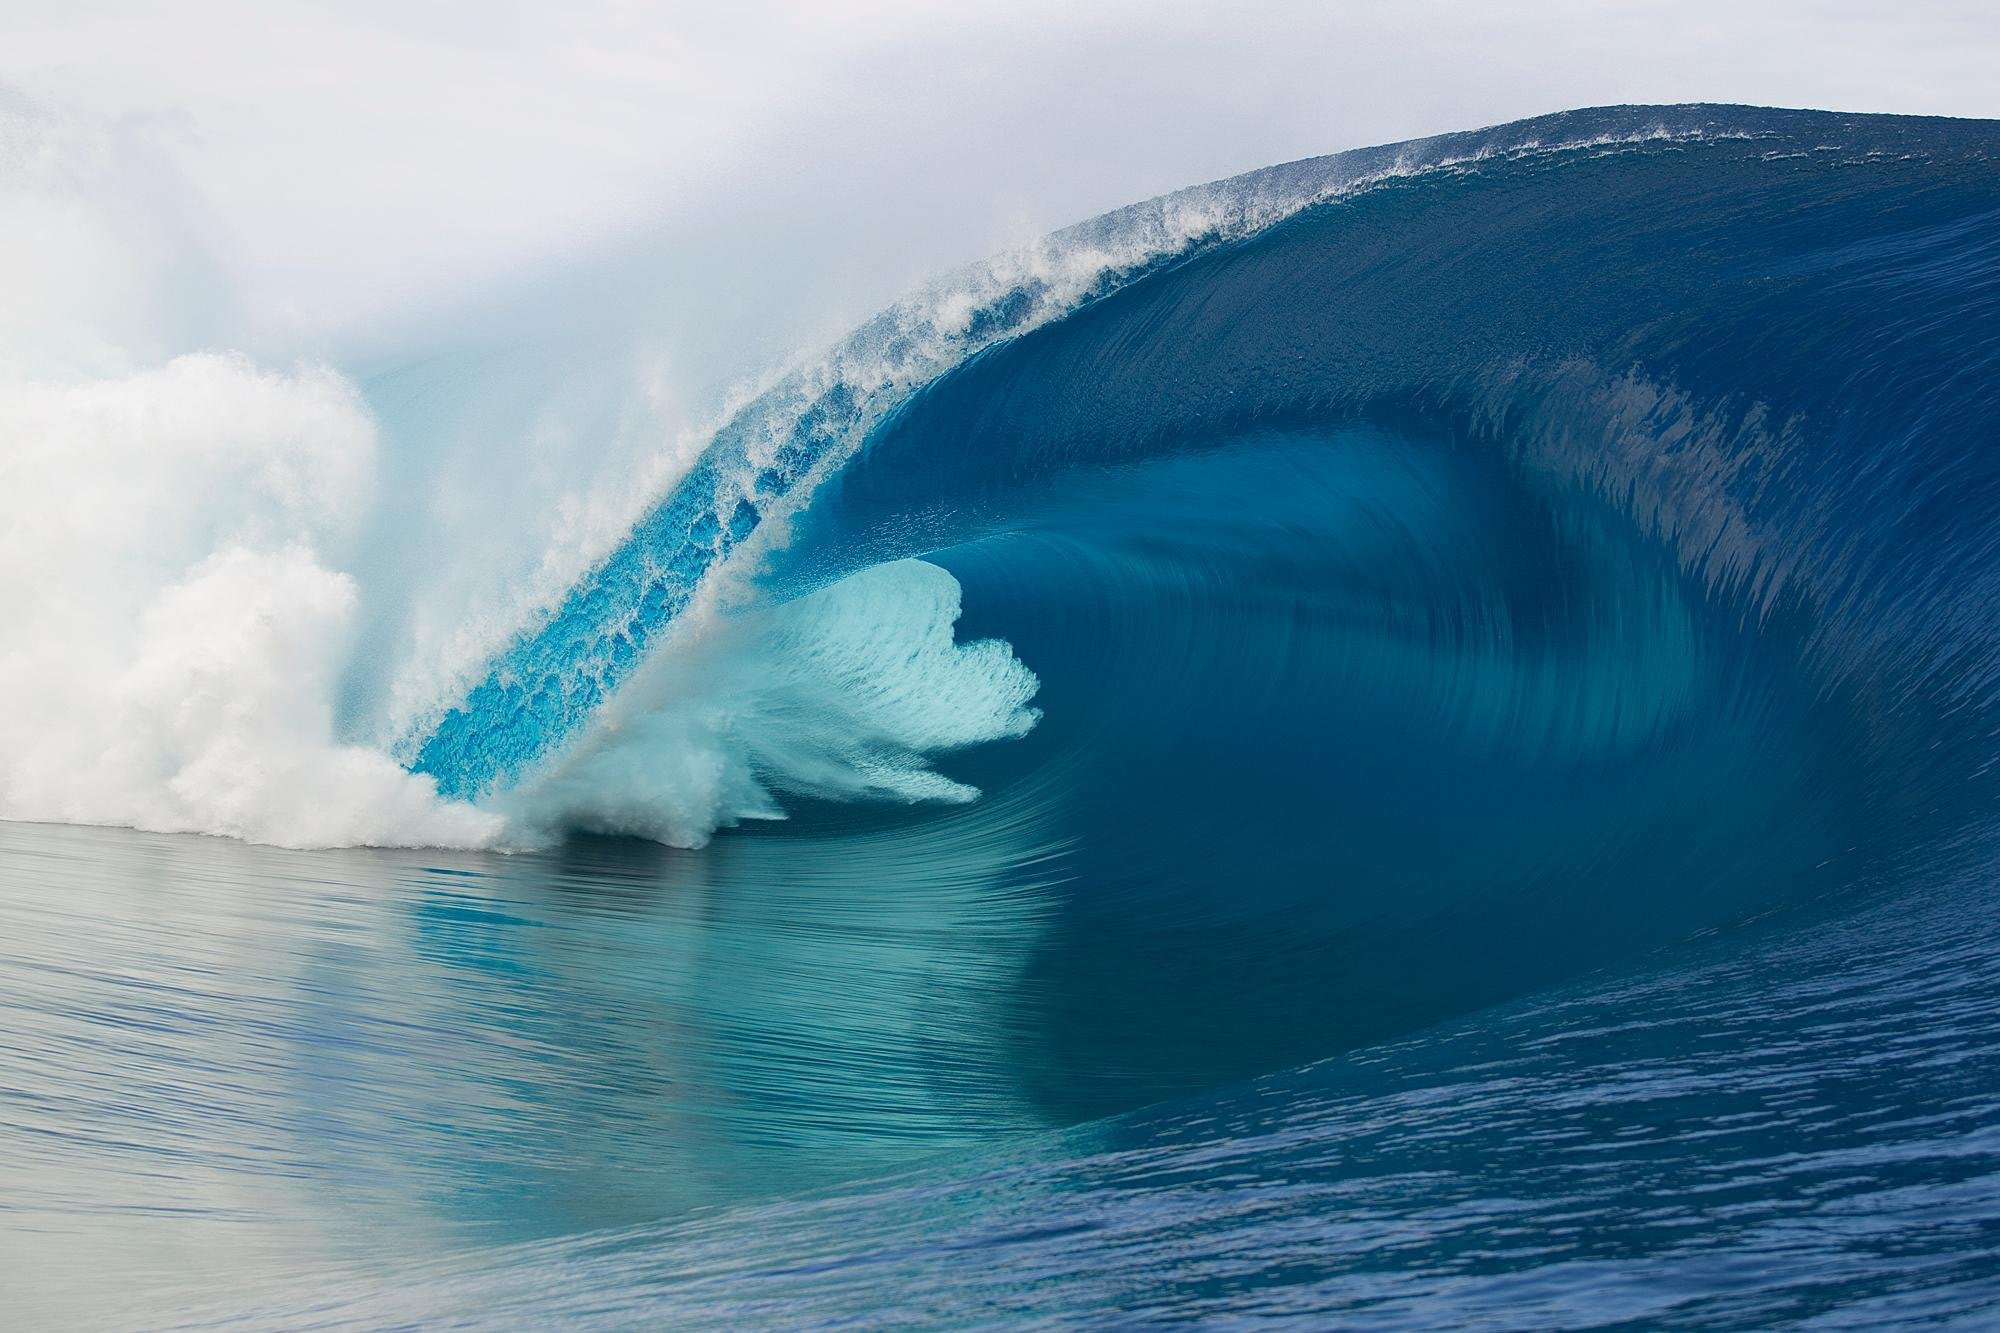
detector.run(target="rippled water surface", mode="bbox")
[7,818,2000,1327]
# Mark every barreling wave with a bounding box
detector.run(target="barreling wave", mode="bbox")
[9,102,2000,886]
[405,105,1799,802]
[11,102,2000,1327]
[393,105,1999,947]
[375,102,2000,1110]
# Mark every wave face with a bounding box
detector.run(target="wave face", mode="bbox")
[395,103,2000,1105]
[404,105,1773,803]
[736,104,2000,1115]
[8,105,2000,1324]
[404,105,2000,879]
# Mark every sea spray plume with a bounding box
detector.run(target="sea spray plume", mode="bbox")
[0,95,228,377]
[0,355,499,847]
[0,100,501,848]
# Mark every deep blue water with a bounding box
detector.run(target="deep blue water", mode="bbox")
[7,104,2000,1325]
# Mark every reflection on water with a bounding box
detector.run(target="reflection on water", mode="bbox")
[0,812,1067,1320]
[22,827,2000,1329]
[278,865,2000,1329]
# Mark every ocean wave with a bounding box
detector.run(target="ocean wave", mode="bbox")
[4,103,1996,879]
[9,100,2000,1326]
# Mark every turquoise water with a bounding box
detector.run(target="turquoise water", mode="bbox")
[8,105,2000,1325]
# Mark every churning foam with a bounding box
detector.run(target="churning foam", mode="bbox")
[0,95,1047,851]
[0,354,501,848]
[0,351,1037,849]
[507,559,1041,848]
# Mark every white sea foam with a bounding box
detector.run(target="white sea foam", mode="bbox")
[0,354,502,848]
[0,102,1041,850]
[508,559,1040,848]
[0,334,1041,849]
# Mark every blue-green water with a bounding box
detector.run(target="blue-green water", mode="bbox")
[7,105,2000,1325]
[6,817,1999,1326]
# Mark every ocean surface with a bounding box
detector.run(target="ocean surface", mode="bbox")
[4,104,2000,1326]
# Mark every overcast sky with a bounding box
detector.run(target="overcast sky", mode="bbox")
[3,1,1996,346]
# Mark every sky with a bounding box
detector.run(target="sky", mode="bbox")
[1,1,1996,348]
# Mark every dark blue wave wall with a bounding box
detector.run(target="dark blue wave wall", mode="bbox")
[752,106,2000,1112]
[406,105,2000,1111]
